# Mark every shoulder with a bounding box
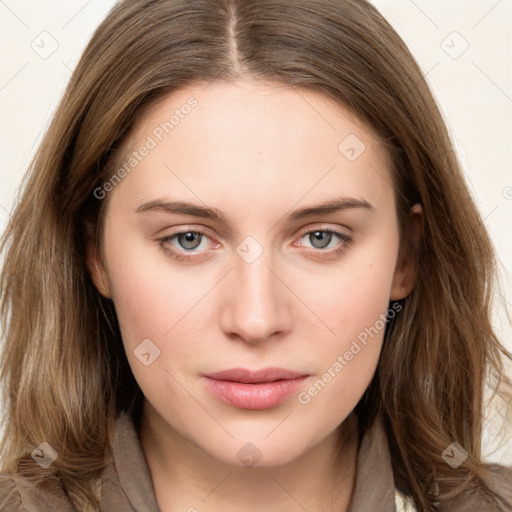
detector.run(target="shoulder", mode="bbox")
[0,470,77,512]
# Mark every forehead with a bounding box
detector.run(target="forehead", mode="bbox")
[109,79,394,215]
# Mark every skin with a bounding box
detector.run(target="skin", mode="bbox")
[86,79,423,512]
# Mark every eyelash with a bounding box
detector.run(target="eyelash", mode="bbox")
[158,227,354,262]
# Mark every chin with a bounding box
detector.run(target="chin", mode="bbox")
[205,435,310,469]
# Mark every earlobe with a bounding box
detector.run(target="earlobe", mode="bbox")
[84,222,112,299]
[390,203,423,300]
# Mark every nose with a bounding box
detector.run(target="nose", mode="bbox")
[219,244,293,345]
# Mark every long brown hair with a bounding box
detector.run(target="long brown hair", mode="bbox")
[1,0,511,510]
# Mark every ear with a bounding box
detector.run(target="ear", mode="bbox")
[390,203,423,300]
[84,221,112,299]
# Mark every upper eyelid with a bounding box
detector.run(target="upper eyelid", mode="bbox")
[161,223,351,236]
[296,225,351,237]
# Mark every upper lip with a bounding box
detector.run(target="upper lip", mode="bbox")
[203,367,309,384]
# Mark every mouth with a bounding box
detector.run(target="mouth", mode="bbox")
[201,367,310,409]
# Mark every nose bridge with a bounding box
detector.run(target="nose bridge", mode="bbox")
[221,234,290,343]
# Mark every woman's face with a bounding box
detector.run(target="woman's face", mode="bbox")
[88,79,418,466]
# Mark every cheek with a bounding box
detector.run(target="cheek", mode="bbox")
[102,225,211,373]
[293,235,399,410]
[299,231,399,348]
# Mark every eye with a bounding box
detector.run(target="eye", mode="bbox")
[158,228,216,261]
[158,226,353,262]
[295,227,353,255]
[172,231,205,250]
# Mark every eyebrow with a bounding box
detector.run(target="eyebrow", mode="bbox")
[135,196,375,226]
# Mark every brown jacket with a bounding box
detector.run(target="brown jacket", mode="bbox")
[0,412,398,511]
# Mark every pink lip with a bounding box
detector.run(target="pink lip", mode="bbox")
[202,367,310,410]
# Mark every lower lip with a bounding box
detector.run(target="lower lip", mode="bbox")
[202,376,309,409]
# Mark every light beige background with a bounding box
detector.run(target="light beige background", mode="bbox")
[1,1,511,505]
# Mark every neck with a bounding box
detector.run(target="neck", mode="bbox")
[139,400,360,512]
